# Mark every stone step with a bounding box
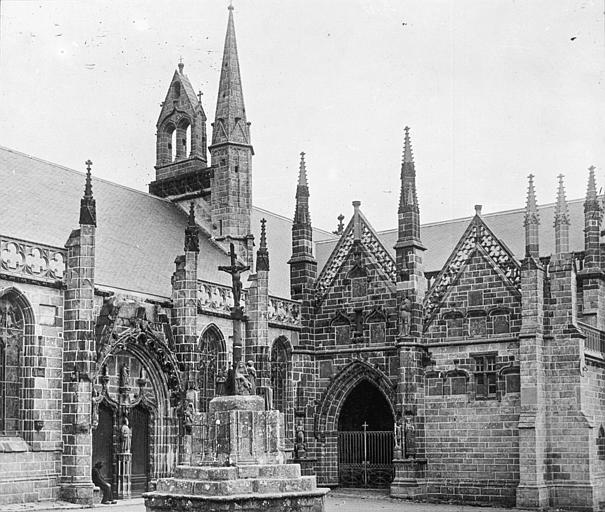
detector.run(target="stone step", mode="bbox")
[176,463,301,481]
[156,475,317,497]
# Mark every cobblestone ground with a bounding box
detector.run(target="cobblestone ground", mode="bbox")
[0,491,533,512]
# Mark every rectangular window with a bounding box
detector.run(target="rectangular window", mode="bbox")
[473,354,498,399]
[505,373,520,393]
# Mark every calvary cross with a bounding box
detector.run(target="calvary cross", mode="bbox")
[218,243,250,308]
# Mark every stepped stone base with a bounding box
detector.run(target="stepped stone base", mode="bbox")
[144,395,328,511]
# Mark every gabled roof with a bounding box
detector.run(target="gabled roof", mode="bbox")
[315,207,396,303]
[316,198,587,275]
[423,213,521,328]
[0,146,334,300]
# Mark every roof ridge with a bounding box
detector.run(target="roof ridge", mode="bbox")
[0,145,174,204]
[375,195,588,235]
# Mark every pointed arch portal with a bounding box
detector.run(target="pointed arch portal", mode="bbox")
[337,378,394,488]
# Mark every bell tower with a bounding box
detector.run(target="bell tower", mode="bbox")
[208,4,254,267]
[149,61,211,202]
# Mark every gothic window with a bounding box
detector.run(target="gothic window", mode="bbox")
[198,326,225,412]
[0,295,24,434]
[331,311,350,346]
[598,426,605,460]
[473,353,498,399]
[176,119,191,161]
[270,337,290,413]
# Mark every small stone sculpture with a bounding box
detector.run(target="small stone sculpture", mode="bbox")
[216,367,227,396]
[234,361,252,395]
[294,420,306,459]
[393,417,403,459]
[398,297,412,337]
[120,417,132,453]
[183,401,194,436]
[404,415,416,458]
[246,360,256,395]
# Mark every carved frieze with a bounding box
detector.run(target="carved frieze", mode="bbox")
[0,235,65,284]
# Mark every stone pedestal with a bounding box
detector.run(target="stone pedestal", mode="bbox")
[144,395,328,512]
[291,457,318,477]
[117,452,131,499]
[390,458,426,499]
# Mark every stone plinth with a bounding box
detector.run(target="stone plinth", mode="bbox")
[144,395,328,511]
[390,458,427,499]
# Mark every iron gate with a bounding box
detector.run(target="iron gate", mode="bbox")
[338,427,394,488]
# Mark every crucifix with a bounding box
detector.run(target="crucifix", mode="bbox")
[218,243,250,379]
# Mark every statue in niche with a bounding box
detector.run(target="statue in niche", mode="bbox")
[119,363,130,394]
[91,387,100,431]
[404,415,416,458]
[234,361,252,395]
[120,417,132,454]
[216,366,227,396]
[246,360,257,395]
[183,401,194,436]
[398,297,412,337]
[294,420,306,459]
[393,416,403,459]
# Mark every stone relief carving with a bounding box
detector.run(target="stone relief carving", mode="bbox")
[0,236,65,282]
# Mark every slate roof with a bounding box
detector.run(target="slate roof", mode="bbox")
[0,146,333,299]
[316,199,588,274]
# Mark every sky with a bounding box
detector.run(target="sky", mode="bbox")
[0,0,603,233]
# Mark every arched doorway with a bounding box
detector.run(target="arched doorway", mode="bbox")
[337,380,394,488]
[131,404,150,494]
[92,403,115,490]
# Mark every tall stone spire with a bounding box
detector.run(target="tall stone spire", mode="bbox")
[294,152,310,225]
[524,174,540,259]
[399,126,419,215]
[256,218,269,272]
[79,159,96,226]
[554,174,570,254]
[211,3,250,147]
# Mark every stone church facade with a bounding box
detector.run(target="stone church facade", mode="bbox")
[0,6,603,511]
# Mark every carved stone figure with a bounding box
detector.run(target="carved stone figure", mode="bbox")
[246,360,257,395]
[404,415,416,458]
[183,401,194,436]
[119,364,130,394]
[120,417,132,453]
[393,417,403,459]
[216,367,227,396]
[234,361,252,395]
[398,297,412,337]
[294,420,306,459]
[91,387,100,431]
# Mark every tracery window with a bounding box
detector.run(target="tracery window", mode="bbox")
[270,337,289,413]
[198,326,225,412]
[0,296,24,434]
[598,426,605,460]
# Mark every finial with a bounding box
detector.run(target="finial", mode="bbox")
[228,0,234,11]
[554,173,570,225]
[352,202,362,241]
[524,173,539,225]
[333,214,345,235]
[260,218,267,249]
[79,159,96,226]
[178,57,184,74]
[84,160,93,198]
[256,218,269,271]
[586,165,598,202]
[197,90,203,102]
[402,126,414,164]
[297,152,308,188]
[184,202,200,253]
[353,200,361,210]
[474,204,482,216]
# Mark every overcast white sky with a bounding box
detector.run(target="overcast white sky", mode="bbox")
[0,0,603,233]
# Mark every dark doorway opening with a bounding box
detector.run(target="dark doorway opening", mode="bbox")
[337,379,394,488]
[92,403,114,492]
[130,405,150,496]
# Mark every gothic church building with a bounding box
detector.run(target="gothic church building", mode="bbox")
[0,6,603,511]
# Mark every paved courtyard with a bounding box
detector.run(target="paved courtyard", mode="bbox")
[0,490,533,512]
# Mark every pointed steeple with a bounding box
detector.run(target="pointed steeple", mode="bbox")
[294,152,310,225]
[584,165,602,269]
[399,126,418,213]
[184,202,200,252]
[523,174,540,258]
[256,218,269,272]
[79,160,96,226]
[211,4,250,147]
[554,174,570,254]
